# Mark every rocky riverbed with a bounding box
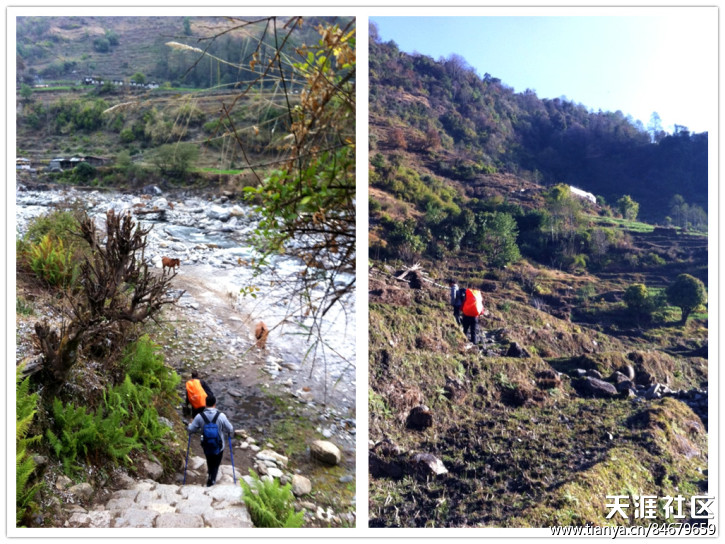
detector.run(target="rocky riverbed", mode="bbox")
[16,182,357,528]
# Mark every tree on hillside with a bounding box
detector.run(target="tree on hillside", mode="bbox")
[666,274,706,325]
[623,283,657,323]
[617,195,639,221]
[151,142,198,179]
[131,72,146,85]
[477,211,521,269]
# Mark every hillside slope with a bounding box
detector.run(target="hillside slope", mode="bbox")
[368,27,709,529]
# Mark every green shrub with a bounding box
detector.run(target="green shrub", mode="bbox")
[16,368,41,526]
[241,470,305,528]
[16,296,34,316]
[73,161,96,183]
[120,128,134,143]
[28,234,77,287]
[121,335,180,403]
[23,210,80,246]
[45,337,179,475]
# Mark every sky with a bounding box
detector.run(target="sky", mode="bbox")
[371,11,717,134]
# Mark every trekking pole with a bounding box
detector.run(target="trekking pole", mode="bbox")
[228,435,237,485]
[183,433,191,485]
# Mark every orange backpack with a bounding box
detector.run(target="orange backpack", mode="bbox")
[461,288,484,317]
[186,379,208,409]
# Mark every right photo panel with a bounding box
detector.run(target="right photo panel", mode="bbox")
[368,12,715,531]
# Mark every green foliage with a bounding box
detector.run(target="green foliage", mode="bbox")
[46,398,98,474]
[666,274,707,324]
[616,195,640,221]
[45,337,180,475]
[16,296,34,316]
[120,127,135,143]
[476,211,521,268]
[20,83,33,101]
[73,161,96,183]
[23,209,80,246]
[49,97,108,133]
[92,37,110,53]
[105,29,120,46]
[151,142,199,179]
[131,72,146,85]
[381,217,425,261]
[28,234,77,287]
[241,470,305,528]
[623,283,655,320]
[120,335,181,403]
[16,367,41,526]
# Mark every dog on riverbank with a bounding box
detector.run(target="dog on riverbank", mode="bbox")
[161,256,180,273]
[255,321,269,349]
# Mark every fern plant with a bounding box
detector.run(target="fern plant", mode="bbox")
[28,234,77,287]
[241,470,305,528]
[46,398,98,474]
[122,335,180,403]
[16,368,41,526]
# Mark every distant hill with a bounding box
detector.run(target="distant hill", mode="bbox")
[369,30,707,224]
[16,16,341,89]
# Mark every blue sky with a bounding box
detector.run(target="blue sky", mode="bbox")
[371,12,717,134]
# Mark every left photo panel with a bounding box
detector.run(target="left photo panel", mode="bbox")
[12,13,356,531]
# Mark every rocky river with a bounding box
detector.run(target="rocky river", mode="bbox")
[15,182,357,527]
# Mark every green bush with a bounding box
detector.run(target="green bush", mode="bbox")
[241,470,305,528]
[28,234,77,287]
[73,161,96,183]
[16,296,34,316]
[121,335,180,405]
[46,336,180,475]
[120,128,135,143]
[16,368,41,526]
[23,210,80,246]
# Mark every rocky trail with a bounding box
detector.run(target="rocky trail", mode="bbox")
[64,463,252,528]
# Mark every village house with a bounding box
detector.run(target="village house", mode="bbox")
[48,156,106,171]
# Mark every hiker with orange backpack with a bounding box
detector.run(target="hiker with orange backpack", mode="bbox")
[185,370,214,419]
[457,286,485,344]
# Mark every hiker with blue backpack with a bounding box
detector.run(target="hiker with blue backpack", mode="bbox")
[187,394,234,487]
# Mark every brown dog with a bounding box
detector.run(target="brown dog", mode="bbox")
[255,321,269,349]
[161,256,180,273]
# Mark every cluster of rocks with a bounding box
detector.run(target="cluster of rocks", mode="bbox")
[569,366,708,421]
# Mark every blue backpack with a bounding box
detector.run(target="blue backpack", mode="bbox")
[200,412,223,456]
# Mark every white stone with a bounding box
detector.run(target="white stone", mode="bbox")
[310,440,342,465]
[291,475,312,496]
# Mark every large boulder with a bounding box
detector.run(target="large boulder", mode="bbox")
[310,440,342,465]
[574,377,619,398]
[406,405,433,430]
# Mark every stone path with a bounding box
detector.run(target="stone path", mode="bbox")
[66,459,253,528]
